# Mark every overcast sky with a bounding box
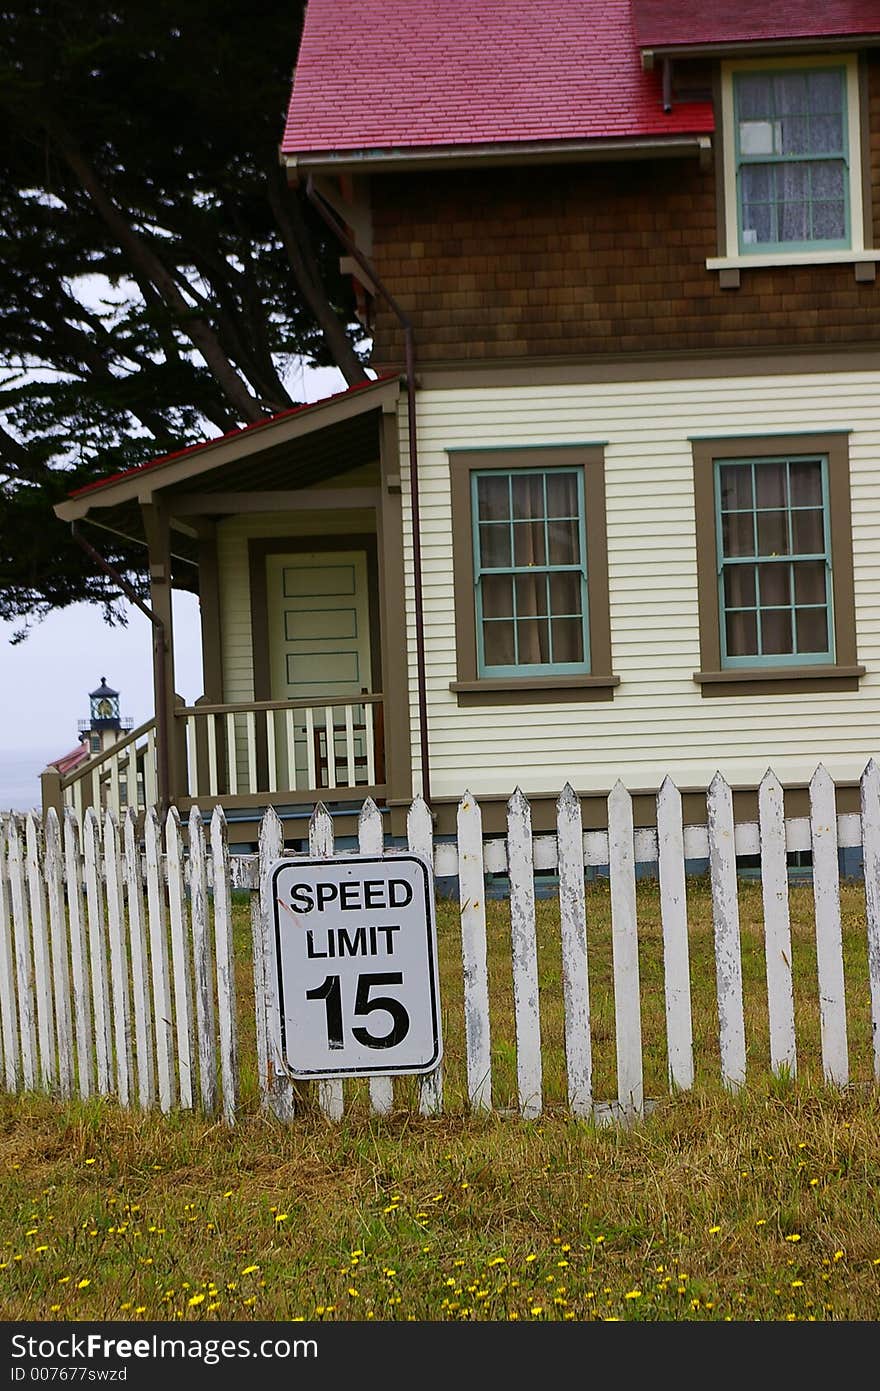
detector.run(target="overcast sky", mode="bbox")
[0,362,349,811]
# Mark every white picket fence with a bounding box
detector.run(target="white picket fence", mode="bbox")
[2,761,880,1126]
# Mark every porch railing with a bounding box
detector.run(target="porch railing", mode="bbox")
[42,718,159,821]
[175,694,386,803]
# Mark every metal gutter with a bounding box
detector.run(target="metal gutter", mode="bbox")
[283,134,712,180]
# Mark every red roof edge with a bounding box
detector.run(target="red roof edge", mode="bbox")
[68,373,398,502]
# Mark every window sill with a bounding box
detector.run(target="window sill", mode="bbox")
[707,251,880,287]
[694,664,865,698]
[450,674,619,706]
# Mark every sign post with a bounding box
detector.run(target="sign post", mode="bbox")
[269,852,442,1080]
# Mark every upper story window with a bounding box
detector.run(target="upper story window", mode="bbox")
[708,54,878,276]
[735,67,848,253]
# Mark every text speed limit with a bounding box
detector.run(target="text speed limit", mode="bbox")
[270,853,442,1079]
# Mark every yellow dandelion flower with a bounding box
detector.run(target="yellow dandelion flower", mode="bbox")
[58,1276,70,1284]
[275,1213,288,1223]
[792,1280,804,1288]
[189,1293,206,1306]
[708,1226,721,1235]
[810,1178,819,1186]
[241,1265,259,1275]
[756,1219,767,1227]
[49,1306,60,1313]
[35,1246,48,1254]
[785,1234,802,1243]
[77,1279,90,1290]
[624,1290,642,1300]
[530,1306,543,1316]
[25,1228,38,1237]
[525,1254,537,1263]
[223,1191,233,1198]
[135,1307,145,1315]
[243,1297,256,1306]
[84,1159,96,1166]
[488,1257,505,1267]
[833,1251,844,1262]
[348,1288,358,1297]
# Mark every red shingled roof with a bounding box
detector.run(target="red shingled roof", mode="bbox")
[281,0,714,158]
[631,1,880,50]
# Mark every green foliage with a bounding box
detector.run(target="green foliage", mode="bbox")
[0,0,366,624]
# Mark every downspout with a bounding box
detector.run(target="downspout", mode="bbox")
[304,175,432,805]
[70,522,171,813]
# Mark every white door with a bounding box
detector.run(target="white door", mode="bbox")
[266,550,373,788]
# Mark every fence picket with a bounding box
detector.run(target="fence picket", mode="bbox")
[809,765,849,1088]
[257,805,296,1121]
[211,807,238,1125]
[309,804,343,1121]
[707,772,746,1091]
[166,807,194,1109]
[83,809,112,1095]
[44,810,74,1099]
[408,794,443,1116]
[456,792,491,1112]
[358,798,393,1117]
[25,815,56,1090]
[860,759,880,1082]
[189,807,218,1113]
[507,788,542,1119]
[0,823,20,1089]
[124,809,155,1109]
[103,811,132,1106]
[556,783,592,1117]
[656,777,693,1092]
[8,818,36,1090]
[757,770,796,1078]
[145,808,174,1112]
[608,782,643,1116]
[63,810,93,1099]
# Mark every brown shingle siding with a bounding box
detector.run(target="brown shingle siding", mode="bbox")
[368,62,880,367]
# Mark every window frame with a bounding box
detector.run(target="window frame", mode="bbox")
[707,53,879,275]
[449,444,617,705]
[692,432,863,696]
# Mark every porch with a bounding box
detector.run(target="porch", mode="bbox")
[41,691,387,847]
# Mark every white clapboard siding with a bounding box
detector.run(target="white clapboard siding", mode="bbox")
[507,788,542,1119]
[707,772,746,1091]
[556,783,592,1117]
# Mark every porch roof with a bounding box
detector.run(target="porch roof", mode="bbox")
[54,374,400,552]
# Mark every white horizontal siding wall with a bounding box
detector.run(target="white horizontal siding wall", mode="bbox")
[397,372,880,799]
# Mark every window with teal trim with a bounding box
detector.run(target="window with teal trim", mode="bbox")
[716,455,833,667]
[734,67,849,251]
[472,468,589,676]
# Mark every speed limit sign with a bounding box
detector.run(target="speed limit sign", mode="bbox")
[269,852,442,1079]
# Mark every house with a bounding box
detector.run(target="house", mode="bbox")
[50,0,880,845]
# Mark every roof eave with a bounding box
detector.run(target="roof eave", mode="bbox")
[641,34,880,68]
[55,375,401,521]
[282,133,714,181]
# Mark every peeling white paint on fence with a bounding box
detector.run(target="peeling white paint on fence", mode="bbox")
[3,762,880,1125]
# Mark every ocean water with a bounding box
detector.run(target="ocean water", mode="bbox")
[0,747,62,813]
